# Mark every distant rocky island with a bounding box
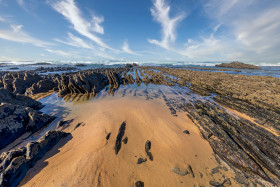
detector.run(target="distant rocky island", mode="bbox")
[215,61,261,69]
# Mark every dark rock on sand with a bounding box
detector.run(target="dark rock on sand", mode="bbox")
[74,122,83,130]
[169,107,176,115]
[106,132,111,140]
[122,137,128,144]
[137,158,147,164]
[56,120,67,128]
[188,165,195,178]
[145,140,153,161]
[145,140,151,151]
[0,131,68,187]
[209,178,231,187]
[216,61,260,69]
[183,130,190,135]
[114,121,126,155]
[172,167,189,176]
[135,181,144,187]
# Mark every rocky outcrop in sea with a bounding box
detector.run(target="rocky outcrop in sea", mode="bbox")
[215,61,261,69]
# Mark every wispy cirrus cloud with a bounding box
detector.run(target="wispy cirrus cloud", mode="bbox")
[17,0,24,6]
[51,0,112,50]
[148,0,185,49]
[180,35,231,60]
[122,40,139,55]
[0,16,5,22]
[0,24,52,47]
[55,32,94,49]
[46,48,71,56]
[202,0,280,61]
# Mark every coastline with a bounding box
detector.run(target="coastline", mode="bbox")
[0,65,279,186]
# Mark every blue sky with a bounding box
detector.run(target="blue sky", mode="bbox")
[0,0,279,64]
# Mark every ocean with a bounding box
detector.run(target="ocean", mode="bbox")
[0,62,280,78]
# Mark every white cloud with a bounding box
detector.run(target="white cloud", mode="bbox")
[17,0,24,6]
[91,16,104,34]
[180,35,230,59]
[148,0,185,49]
[55,32,94,49]
[0,24,52,47]
[46,49,71,56]
[51,0,112,50]
[122,40,139,55]
[234,7,280,53]
[0,16,5,22]
[203,0,280,62]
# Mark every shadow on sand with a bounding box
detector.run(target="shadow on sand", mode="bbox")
[19,133,73,185]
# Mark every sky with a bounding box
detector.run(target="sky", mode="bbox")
[0,0,279,64]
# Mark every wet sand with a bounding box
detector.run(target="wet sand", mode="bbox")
[20,96,238,186]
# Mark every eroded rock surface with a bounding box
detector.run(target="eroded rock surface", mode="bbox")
[0,103,55,149]
[0,131,69,187]
[0,88,55,149]
[181,101,280,185]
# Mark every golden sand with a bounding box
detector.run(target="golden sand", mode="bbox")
[20,96,239,186]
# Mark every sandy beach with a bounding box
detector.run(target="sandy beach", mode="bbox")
[19,96,238,186]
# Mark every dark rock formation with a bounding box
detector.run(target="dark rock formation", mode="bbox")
[135,181,144,187]
[74,63,87,67]
[134,69,141,86]
[25,79,57,96]
[141,75,151,85]
[57,70,107,97]
[0,103,55,149]
[2,72,42,94]
[114,121,126,155]
[122,137,128,144]
[216,61,260,69]
[35,66,76,73]
[0,88,43,109]
[122,74,135,85]
[74,122,83,130]
[137,158,147,164]
[181,101,280,185]
[188,165,195,178]
[209,178,231,187]
[106,132,111,140]
[145,140,153,161]
[0,131,69,187]
[141,69,174,86]
[106,70,121,94]
[56,120,66,128]
[214,96,280,131]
